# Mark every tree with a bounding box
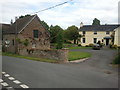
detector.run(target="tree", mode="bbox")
[56,31,64,49]
[41,21,49,30]
[19,14,31,19]
[64,25,79,44]
[92,18,100,25]
[49,25,63,43]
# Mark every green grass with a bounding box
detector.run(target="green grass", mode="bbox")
[68,51,91,61]
[2,50,92,62]
[112,54,120,64]
[68,46,92,49]
[2,52,58,63]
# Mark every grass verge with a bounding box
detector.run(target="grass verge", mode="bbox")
[112,54,120,65]
[68,46,92,49]
[68,51,91,61]
[2,52,58,63]
[2,51,92,63]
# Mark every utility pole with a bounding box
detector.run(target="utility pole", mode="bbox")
[15,16,18,54]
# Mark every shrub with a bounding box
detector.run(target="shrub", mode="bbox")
[78,44,81,47]
[85,45,89,47]
[56,31,63,49]
[112,45,118,49]
[23,39,29,46]
[112,54,120,64]
[89,43,94,47]
[16,38,22,44]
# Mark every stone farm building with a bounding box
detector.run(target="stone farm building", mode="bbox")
[79,23,120,47]
[1,14,50,53]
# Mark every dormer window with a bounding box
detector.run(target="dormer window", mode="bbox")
[94,31,97,35]
[33,30,39,38]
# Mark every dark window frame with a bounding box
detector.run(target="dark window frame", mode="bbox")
[33,30,39,38]
[83,31,86,35]
[93,38,97,43]
[12,39,14,46]
[83,38,86,43]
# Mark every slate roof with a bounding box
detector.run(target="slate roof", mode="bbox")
[2,15,36,34]
[0,24,11,34]
[79,25,120,31]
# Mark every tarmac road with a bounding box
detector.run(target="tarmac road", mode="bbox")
[2,48,119,88]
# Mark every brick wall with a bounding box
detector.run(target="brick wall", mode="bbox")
[19,16,50,50]
[3,16,50,53]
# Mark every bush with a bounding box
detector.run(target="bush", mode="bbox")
[112,45,118,49]
[88,43,94,47]
[112,54,120,64]
[78,44,81,47]
[56,31,63,49]
[85,45,89,47]
[23,39,29,46]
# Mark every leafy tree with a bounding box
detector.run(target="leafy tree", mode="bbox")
[92,18,100,25]
[49,25,63,43]
[64,25,79,44]
[41,20,49,30]
[56,31,64,49]
[19,14,31,19]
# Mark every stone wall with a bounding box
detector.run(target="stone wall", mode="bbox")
[19,48,69,62]
[3,34,16,53]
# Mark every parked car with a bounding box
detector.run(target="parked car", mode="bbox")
[92,44,101,50]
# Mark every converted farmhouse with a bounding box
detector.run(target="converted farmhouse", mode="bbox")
[1,14,50,53]
[79,23,120,47]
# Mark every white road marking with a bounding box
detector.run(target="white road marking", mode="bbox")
[2,71,30,88]
[8,77,15,80]
[4,74,10,77]
[0,79,3,82]
[1,82,9,86]
[2,72,6,74]
[13,80,21,84]
[20,84,29,88]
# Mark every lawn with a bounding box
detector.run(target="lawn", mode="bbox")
[2,52,58,63]
[68,51,91,61]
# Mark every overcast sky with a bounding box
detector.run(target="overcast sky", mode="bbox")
[0,0,119,29]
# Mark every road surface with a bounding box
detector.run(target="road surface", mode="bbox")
[2,48,119,88]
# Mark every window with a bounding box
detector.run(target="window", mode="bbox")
[93,38,97,43]
[94,31,97,35]
[83,38,86,43]
[33,30,39,38]
[12,39,14,46]
[102,39,104,42]
[83,31,86,35]
[106,31,110,34]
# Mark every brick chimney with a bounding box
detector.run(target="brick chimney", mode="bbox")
[10,19,13,25]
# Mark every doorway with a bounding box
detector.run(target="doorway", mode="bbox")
[106,39,109,46]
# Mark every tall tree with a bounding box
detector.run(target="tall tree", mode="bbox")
[49,25,63,43]
[92,18,100,25]
[56,31,64,49]
[41,21,49,30]
[64,25,79,44]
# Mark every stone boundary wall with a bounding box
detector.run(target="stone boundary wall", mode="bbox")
[19,48,69,62]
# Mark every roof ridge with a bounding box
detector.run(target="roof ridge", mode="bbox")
[18,14,37,33]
